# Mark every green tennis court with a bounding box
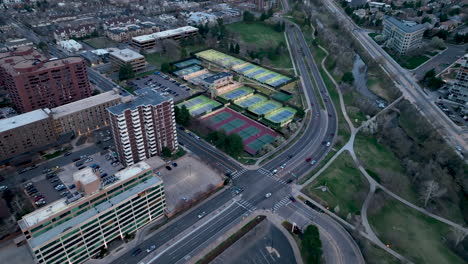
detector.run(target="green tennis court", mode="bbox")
[219,119,246,133]
[272,91,293,102]
[249,100,282,116]
[238,126,261,140]
[208,111,232,125]
[265,107,297,124]
[247,134,277,152]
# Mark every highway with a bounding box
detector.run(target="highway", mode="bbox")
[322,0,467,152]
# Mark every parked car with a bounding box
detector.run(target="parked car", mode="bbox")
[197,211,206,219]
[165,166,172,171]
[0,186,7,192]
[265,193,272,198]
[146,245,156,253]
[131,248,142,257]
[172,162,178,167]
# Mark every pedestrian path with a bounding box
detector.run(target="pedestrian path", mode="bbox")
[258,168,288,184]
[236,199,256,212]
[231,168,247,179]
[272,196,291,211]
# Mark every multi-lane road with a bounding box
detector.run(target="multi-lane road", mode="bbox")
[110,16,363,264]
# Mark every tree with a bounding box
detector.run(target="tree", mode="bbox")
[225,134,243,157]
[118,63,134,81]
[430,37,445,49]
[161,147,172,158]
[161,63,175,73]
[180,48,188,59]
[260,12,268,21]
[302,225,323,264]
[423,69,444,90]
[419,180,446,207]
[243,11,255,23]
[234,43,240,54]
[421,16,431,24]
[341,72,354,84]
[175,105,191,126]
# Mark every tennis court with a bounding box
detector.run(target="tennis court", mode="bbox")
[272,91,293,102]
[174,59,201,68]
[195,49,292,88]
[200,108,279,155]
[249,100,282,116]
[265,107,297,125]
[219,119,246,133]
[235,94,267,109]
[173,65,204,77]
[247,134,277,153]
[177,95,222,116]
[220,86,253,101]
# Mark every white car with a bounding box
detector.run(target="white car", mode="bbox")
[146,245,156,253]
[326,141,331,147]
[265,193,272,198]
[0,186,8,191]
[198,211,206,219]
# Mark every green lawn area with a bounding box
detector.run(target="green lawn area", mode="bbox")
[343,91,366,125]
[359,239,401,264]
[83,37,117,49]
[354,133,418,204]
[303,152,368,219]
[226,22,292,71]
[145,53,174,69]
[399,55,430,70]
[369,192,465,264]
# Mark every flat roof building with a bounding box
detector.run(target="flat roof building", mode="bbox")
[52,89,123,136]
[108,88,178,166]
[109,48,146,73]
[19,161,166,264]
[382,16,426,55]
[449,54,468,106]
[0,108,57,161]
[131,26,198,51]
[0,47,92,113]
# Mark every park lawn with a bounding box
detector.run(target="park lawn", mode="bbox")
[394,55,430,70]
[226,22,293,71]
[145,53,174,68]
[359,239,401,264]
[354,133,418,204]
[226,22,285,47]
[303,152,368,219]
[343,91,366,125]
[83,37,117,49]
[369,192,465,264]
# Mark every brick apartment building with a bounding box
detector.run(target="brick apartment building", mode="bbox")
[0,47,92,113]
[107,88,177,166]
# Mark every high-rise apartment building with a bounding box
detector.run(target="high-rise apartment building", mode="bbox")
[0,46,92,113]
[449,54,468,106]
[107,88,178,166]
[18,161,166,264]
[382,16,426,55]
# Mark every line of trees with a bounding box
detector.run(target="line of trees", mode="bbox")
[207,130,244,158]
[174,105,191,126]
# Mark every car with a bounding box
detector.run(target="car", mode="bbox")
[78,166,86,170]
[272,169,278,174]
[326,141,331,147]
[146,245,156,253]
[101,173,108,178]
[0,186,7,192]
[172,162,178,167]
[64,152,72,156]
[24,182,33,188]
[286,179,293,184]
[32,193,43,199]
[306,157,312,162]
[289,196,296,202]
[72,158,81,162]
[165,166,172,171]
[35,200,46,206]
[198,211,207,219]
[60,191,70,197]
[75,161,84,167]
[310,160,317,165]
[105,154,111,160]
[42,168,51,174]
[85,158,93,163]
[50,178,60,183]
[34,196,45,202]
[131,248,142,257]
[265,193,272,198]
[28,189,38,194]
[80,155,87,159]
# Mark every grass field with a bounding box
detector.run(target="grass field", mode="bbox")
[303,152,368,219]
[358,239,401,264]
[369,192,465,264]
[83,37,117,49]
[399,55,430,70]
[354,133,418,204]
[226,22,293,71]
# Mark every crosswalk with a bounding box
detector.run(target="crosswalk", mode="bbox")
[272,196,292,212]
[237,199,256,212]
[231,168,247,179]
[258,168,288,184]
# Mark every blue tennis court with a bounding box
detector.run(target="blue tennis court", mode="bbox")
[265,108,297,124]
[249,101,281,115]
[220,87,253,101]
[258,73,277,82]
[174,59,201,68]
[238,65,255,73]
[236,95,267,108]
[246,69,266,78]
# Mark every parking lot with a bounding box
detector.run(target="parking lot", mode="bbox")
[22,150,123,208]
[128,72,192,102]
[435,100,467,126]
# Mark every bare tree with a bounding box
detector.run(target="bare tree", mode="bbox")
[419,180,446,207]
[450,227,468,247]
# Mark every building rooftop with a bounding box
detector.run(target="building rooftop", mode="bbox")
[385,16,426,33]
[0,109,51,133]
[28,175,161,249]
[73,167,99,185]
[203,72,232,84]
[110,48,144,62]
[132,26,198,43]
[107,88,171,115]
[19,162,153,231]
[51,90,122,118]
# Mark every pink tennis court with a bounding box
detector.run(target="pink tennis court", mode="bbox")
[201,108,279,155]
